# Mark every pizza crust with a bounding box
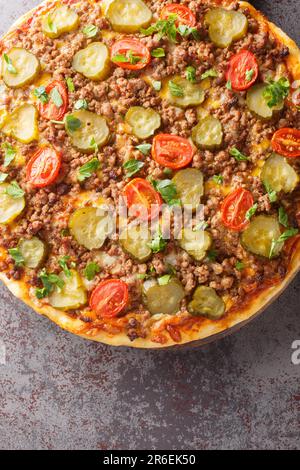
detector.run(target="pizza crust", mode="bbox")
[0,0,300,349]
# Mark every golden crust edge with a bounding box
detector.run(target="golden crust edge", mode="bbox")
[0,0,299,349]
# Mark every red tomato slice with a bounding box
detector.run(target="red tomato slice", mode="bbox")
[89,279,129,318]
[39,80,69,121]
[152,134,194,169]
[122,178,162,221]
[26,146,62,188]
[271,128,300,158]
[226,50,258,91]
[221,188,254,232]
[160,4,196,27]
[111,39,151,71]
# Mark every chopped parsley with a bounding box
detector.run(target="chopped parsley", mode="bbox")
[2,142,16,167]
[269,228,298,259]
[229,147,249,162]
[201,69,218,80]
[74,99,88,110]
[245,69,254,82]
[263,77,290,108]
[90,137,98,154]
[3,53,17,74]
[84,262,100,281]
[278,206,289,228]
[186,66,196,83]
[8,248,24,266]
[263,181,277,203]
[82,24,98,38]
[148,228,167,254]
[65,115,81,132]
[245,203,258,221]
[77,158,100,182]
[47,15,57,34]
[35,268,64,299]
[226,80,232,90]
[66,77,75,92]
[168,80,184,97]
[212,174,223,185]
[151,48,165,58]
[135,143,152,155]
[157,274,172,286]
[206,249,218,262]
[235,261,245,271]
[33,86,49,104]
[141,14,199,43]
[5,181,24,199]
[152,179,180,206]
[58,256,73,278]
[123,159,145,178]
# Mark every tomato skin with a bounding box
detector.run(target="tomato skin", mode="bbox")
[26,146,62,188]
[90,279,129,318]
[152,134,194,169]
[123,178,162,221]
[111,39,151,71]
[226,50,258,91]
[160,4,196,27]
[39,80,69,121]
[221,188,254,232]
[271,128,300,158]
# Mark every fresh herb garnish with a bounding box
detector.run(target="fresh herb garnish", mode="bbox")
[82,24,98,38]
[141,14,199,43]
[74,99,88,110]
[1,142,16,167]
[58,256,72,278]
[90,137,98,154]
[5,181,24,199]
[152,179,180,206]
[229,147,249,162]
[263,77,290,108]
[278,206,289,228]
[163,168,173,176]
[65,115,81,132]
[135,143,152,155]
[245,203,258,221]
[235,261,245,271]
[157,274,171,286]
[245,69,254,82]
[50,87,63,107]
[112,51,142,65]
[168,80,184,97]
[84,262,100,281]
[77,158,100,181]
[33,86,49,104]
[226,80,232,90]
[263,180,277,203]
[201,69,218,80]
[8,248,24,266]
[151,48,165,58]
[206,249,217,261]
[123,159,144,178]
[269,228,298,259]
[47,15,57,34]
[3,53,17,74]
[186,66,196,83]
[148,228,167,254]
[35,268,64,299]
[177,24,200,40]
[212,174,223,185]
[66,77,75,92]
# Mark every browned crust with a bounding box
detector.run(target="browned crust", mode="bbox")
[0,0,300,349]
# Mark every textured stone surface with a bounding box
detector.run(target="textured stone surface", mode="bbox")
[0,0,299,451]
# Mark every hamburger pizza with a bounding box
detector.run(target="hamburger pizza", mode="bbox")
[0,0,300,348]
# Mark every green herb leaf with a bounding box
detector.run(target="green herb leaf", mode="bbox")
[84,262,100,281]
[212,174,223,185]
[263,77,290,108]
[235,261,245,271]
[157,274,171,286]
[90,137,98,154]
[82,24,98,38]
[226,80,232,90]
[1,142,16,167]
[245,203,258,221]
[206,249,217,261]
[50,87,63,107]
[74,99,88,110]
[229,147,249,162]
[201,69,218,80]
[141,15,178,43]
[123,159,144,178]
[65,115,81,132]
[135,143,152,155]
[245,69,254,82]
[33,86,49,104]
[152,80,162,91]
[186,66,196,83]
[163,168,173,176]
[3,53,17,74]
[263,180,277,203]
[148,228,167,254]
[136,273,148,280]
[112,53,129,63]
[8,248,24,266]
[5,181,24,199]
[35,268,64,299]
[152,179,180,206]
[269,228,298,258]
[151,48,165,58]
[59,256,72,278]
[77,158,100,182]
[169,80,184,97]
[47,15,57,33]
[0,172,8,182]
[66,77,75,92]
[278,206,289,228]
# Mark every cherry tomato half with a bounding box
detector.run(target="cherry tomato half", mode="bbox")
[160,4,196,27]
[122,178,162,221]
[152,134,194,169]
[26,146,62,188]
[221,188,254,232]
[39,80,69,121]
[111,38,151,71]
[271,128,300,158]
[89,279,129,318]
[226,50,258,92]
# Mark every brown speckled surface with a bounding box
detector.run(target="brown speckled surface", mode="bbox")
[0,0,299,450]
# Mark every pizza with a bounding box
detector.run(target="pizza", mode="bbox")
[0,0,300,349]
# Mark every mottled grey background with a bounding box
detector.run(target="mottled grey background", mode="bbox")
[0,0,299,451]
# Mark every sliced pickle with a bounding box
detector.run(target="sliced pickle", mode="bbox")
[72,42,110,81]
[241,215,282,258]
[192,115,223,150]
[120,224,152,262]
[188,286,225,319]
[18,237,46,269]
[42,5,79,39]
[49,270,87,310]
[260,153,298,193]
[172,168,204,210]
[144,278,185,315]
[166,77,205,108]
[69,206,113,250]
[65,110,109,153]
[2,104,38,144]
[0,183,25,224]
[205,8,248,48]
[246,84,284,119]
[179,228,212,261]
[125,106,161,139]
[2,48,40,88]
[105,0,152,33]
